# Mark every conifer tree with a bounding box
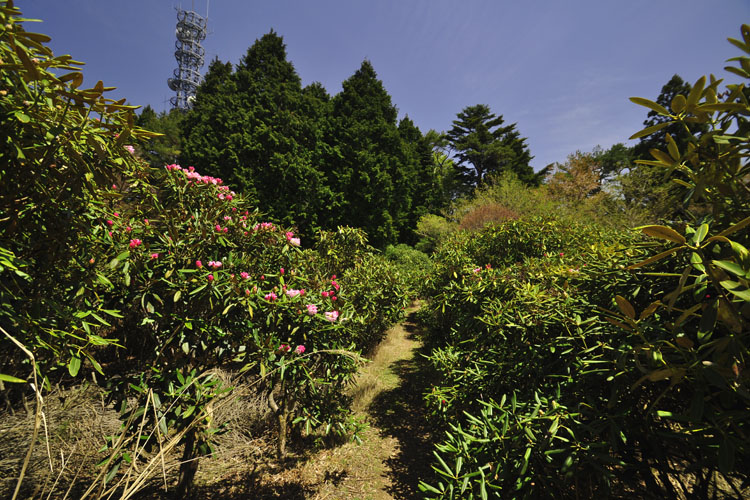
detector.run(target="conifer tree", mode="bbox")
[329,60,412,247]
[447,104,535,194]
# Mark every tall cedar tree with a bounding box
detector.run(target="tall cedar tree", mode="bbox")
[398,116,444,242]
[329,60,413,247]
[180,32,328,238]
[134,105,183,168]
[447,104,535,194]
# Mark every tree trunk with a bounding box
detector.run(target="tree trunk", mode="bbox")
[175,429,199,499]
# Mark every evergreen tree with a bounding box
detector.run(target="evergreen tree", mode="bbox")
[398,116,442,242]
[446,104,535,194]
[134,105,184,168]
[329,60,412,247]
[180,33,326,238]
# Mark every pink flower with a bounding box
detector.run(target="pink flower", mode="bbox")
[559,252,564,257]
[215,224,222,232]
[108,231,113,237]
[331,280,340,291]
[112,184,117,189]
[324,310,339,322]
[128,238,142,249]
[207,274,214,282]
[226,194,233,201]
[88,258,95,264]
[286,289,301,298]
[295,345,305,354]
[224,216,231,221]
[279,344,291,353]
[150,253,159,259]
[285,231,294,241]
[265,292,278,301]
[107,220,114,226]
[289,237,300,247]
[322,291,329,298]
[279,267,285,275]
[473,267,481,273]
[245,288,250,296]
[223,227,228,233]
[306,304,318,315]
[240,272,250,279]
[124,145,135,154]
[195,260,203,268]
[300,289,306,296]
[126,226,132,232]
[260,275,265,281]
[113,212,120,217]
[331,296,337,301]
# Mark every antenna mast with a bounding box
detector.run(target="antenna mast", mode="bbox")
[167,2,208,111]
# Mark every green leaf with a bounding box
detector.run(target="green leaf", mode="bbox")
[173,290,182,303]
[712,260,746,277]
[693,224,709,245]
[670,94,686,113]
[720,281,750,300]
[686,76,706,110]
[0,373,26,383]
[628,122,668,140]
[630,97,670,116]
[68,356,81,377]
[641,225,686,244]
[627,246,682,269]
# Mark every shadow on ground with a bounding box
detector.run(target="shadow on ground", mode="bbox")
[368,312,435,500]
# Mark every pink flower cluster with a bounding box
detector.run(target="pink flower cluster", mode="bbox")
[324,310,339,322]
[278,344,306,354]
[285,231,301,247]
[207,260,222,269]
[165,164,236,201]
[265,292,278,302]
[286,289,301,298]
[306,304,318,315]
[129,238,142,249]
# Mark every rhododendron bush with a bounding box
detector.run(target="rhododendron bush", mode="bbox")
[0,4,409,496]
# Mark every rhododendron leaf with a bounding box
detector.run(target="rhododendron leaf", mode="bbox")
[641,225,686,244]
[68,356,81,377]
[189,284,206,295]
[173,290,181,302]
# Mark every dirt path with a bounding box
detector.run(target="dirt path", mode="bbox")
[248,305,433,500]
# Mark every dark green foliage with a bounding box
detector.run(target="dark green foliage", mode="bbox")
[446,104,535,194]
[418,28,750,498]
[181,33,330,239]
[133,105,183,168]
[327,60,414,247]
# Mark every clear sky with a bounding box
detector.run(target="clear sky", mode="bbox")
[18,0,750,170]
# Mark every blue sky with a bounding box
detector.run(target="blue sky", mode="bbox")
[19,0,750,170]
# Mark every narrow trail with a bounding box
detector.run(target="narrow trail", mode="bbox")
[257,305,433,500]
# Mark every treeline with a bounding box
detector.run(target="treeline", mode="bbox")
[135,32,537,247]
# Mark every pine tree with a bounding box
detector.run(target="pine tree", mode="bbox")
[446,104,535,194]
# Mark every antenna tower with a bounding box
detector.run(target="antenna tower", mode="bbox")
[167,2,208,110]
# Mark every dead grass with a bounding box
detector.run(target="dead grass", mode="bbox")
[0,308,431,500]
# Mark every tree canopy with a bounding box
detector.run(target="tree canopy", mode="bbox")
[446,104,535,194]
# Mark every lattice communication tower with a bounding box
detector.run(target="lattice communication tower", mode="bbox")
[167,5,208,110]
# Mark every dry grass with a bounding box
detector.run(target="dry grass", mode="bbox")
[0,309,430,500]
